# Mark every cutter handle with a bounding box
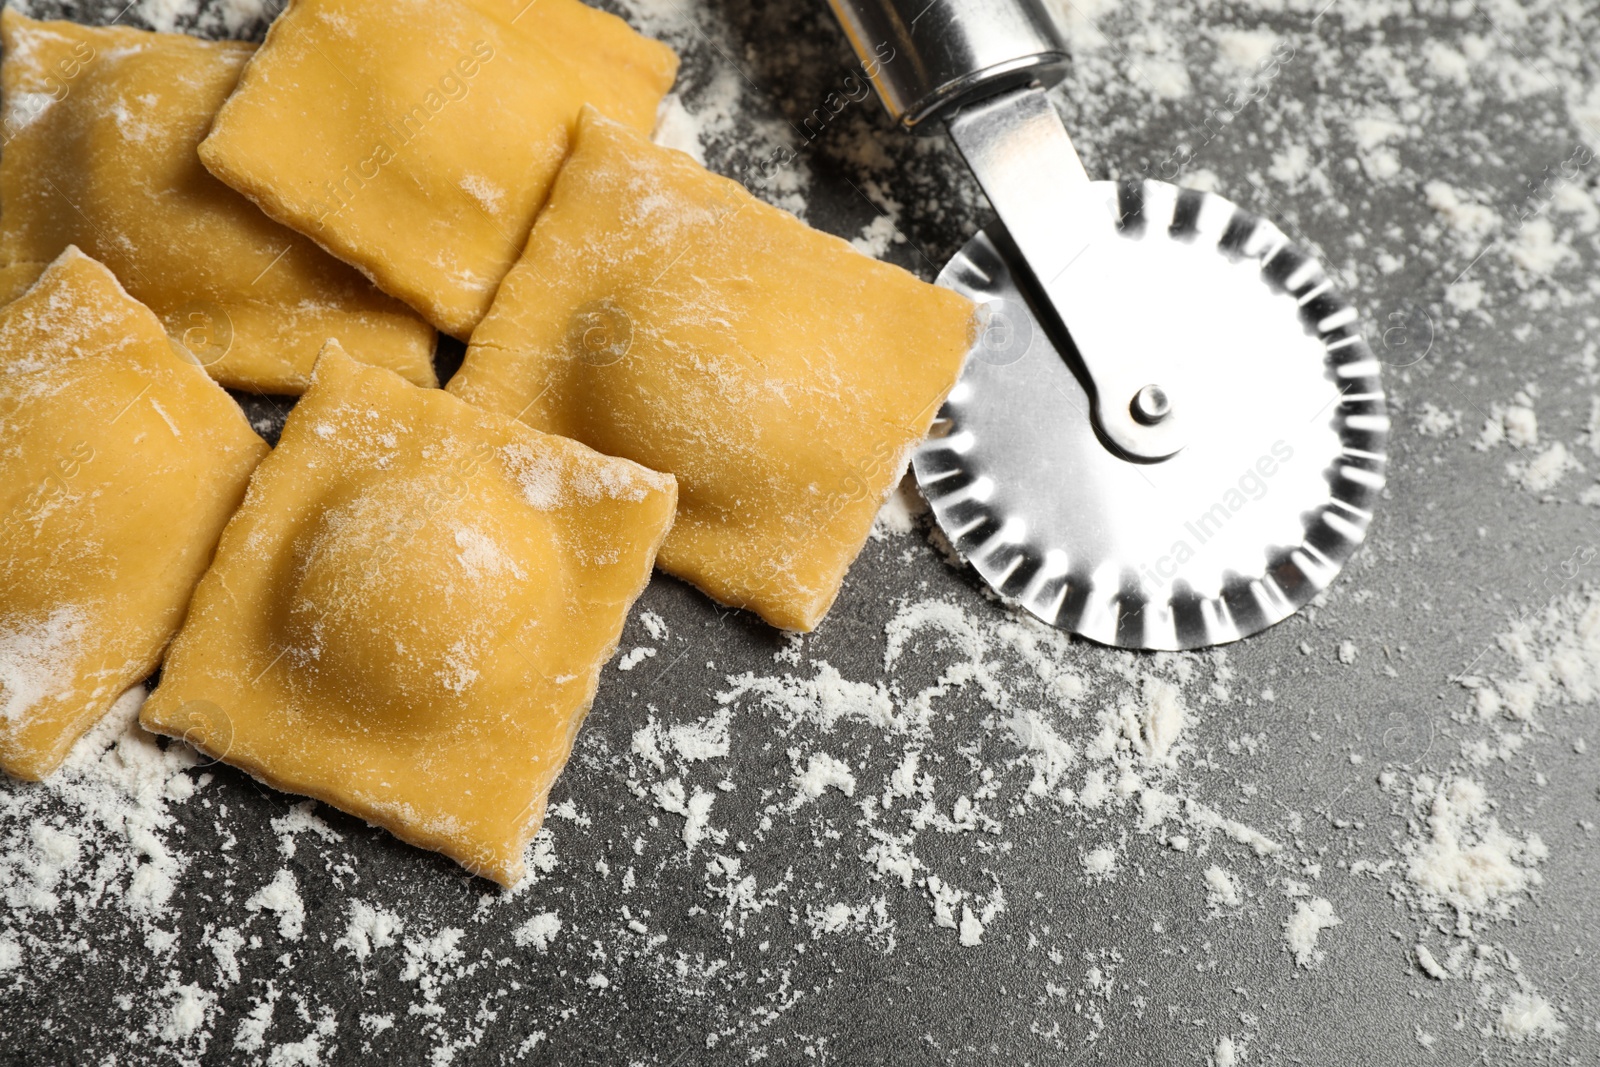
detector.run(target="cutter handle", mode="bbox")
[826,0,1070,131]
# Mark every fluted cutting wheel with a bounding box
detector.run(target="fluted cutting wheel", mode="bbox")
[913,180,1389,650]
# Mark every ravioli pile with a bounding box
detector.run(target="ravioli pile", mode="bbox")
[0,0,974,883]
[0,13,436,392]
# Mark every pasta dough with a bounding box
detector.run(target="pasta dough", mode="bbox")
[0,12,436,395]
[140,341,677,885]
[0,248,268,781]
[0,263,46,305]
[197,0,678,340]
[449,109,976,632]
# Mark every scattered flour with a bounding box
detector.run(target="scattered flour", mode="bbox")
[1204,865,1243,910]
[337,900,403,962]
[1082,845,1120,880]
[1477,402,1539,451]
[653,95,708,163]
[1283,898,1341,968]
[1498,990,1564,1042]
[639,611,669,642]
[2,686,196,922]
[792,752,857,804]
[651,777,720,852]
[269,801,340,859]
[159,983,215,1043]
[512,912,562,953]
[1212,28,1279,73]
[617,646,657,671]
[245,868,305,942]
[1508,441,1583,494]
[1414,402,1461,437]
[1400,776,1544,921]
[1423,180,1499,249]
[1460,586,1600,727]
[1414,943,1446,980]
[668,710,729,763]
[234,988,276,1054]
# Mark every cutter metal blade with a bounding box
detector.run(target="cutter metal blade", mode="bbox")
[828,0,1389,648]
[913,182,1389,649]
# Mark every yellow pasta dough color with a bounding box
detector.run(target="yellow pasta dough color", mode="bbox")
[0,248,268,781]
[0,263,46,306]
[449,109,976,632]
[197,0,678,339]
[0,12,436,395]
[141,341,677,885]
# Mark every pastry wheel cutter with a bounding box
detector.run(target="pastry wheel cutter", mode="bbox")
[827,0,1390,650]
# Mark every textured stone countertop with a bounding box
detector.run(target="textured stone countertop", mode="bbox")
[3,0,1598,1064]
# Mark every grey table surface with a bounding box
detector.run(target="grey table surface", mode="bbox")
[3,0,1599,1064]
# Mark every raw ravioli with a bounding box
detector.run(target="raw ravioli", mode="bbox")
[0,248,268,780]
[0,263,45,305]
[197,0,678,340]
[0,12,436,395]
[449,109,976,632]
[140,341,677,885]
